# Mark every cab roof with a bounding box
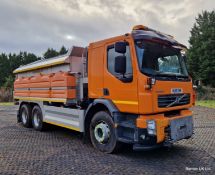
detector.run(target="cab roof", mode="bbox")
[132,25,187,49]
[89,25,187,50]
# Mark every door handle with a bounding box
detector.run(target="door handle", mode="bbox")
[103,88,109,96]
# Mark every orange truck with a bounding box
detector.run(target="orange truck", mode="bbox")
[13,25,195,153]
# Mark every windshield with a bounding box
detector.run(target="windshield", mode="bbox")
[135,40,189,79]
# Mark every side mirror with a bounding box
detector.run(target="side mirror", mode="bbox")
[115,56,126,75]
[181,54,186,60]
[195,80,201,86]
[115,42,126,54]
[193,80,201,89]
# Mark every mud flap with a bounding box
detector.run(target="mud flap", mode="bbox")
[17,110,21,123]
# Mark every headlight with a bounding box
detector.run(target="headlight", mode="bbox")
[147,120,156,135]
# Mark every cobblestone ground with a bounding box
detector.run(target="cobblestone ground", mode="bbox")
[0,106,214,175]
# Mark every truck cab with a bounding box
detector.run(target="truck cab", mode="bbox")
[87,25,194,150]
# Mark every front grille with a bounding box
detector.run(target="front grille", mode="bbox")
[158,94,190,108]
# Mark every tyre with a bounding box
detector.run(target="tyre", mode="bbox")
[20,104,32,128]
[32,105,45,131]
[90,111,121,153]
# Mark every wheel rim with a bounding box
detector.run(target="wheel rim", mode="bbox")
[33,111,40,127]
[94,121,110,144]
[21,110,27,124]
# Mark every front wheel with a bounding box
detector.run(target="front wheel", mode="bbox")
[90,111,121,153]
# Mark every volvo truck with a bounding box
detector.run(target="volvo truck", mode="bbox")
[13,25,195,153]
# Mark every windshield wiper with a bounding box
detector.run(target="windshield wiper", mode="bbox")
[156,72,188,79]
[141,68,189,80]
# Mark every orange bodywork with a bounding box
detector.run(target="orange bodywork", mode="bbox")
[88,42,104,98]
[51,72,76,99]
[136,109,193,143]
[29,74,51,98]
[88,35,139,113]
[14,72,76,100]
[14,77,31,97]
[137,74,194,114]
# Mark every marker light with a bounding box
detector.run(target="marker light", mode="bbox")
[132,25,149,31]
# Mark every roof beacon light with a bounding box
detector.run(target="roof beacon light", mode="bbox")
[132,25,149,31]
[132,24,174,39]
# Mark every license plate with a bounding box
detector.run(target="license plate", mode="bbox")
[170,116,193,141]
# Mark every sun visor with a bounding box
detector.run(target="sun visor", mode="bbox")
[132,29,187,49]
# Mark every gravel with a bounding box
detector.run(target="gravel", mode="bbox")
[0,106,214,175]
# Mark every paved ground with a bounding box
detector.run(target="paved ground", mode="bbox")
[0,106,214,175]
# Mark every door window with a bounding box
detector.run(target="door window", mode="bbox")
[107,44,133,82]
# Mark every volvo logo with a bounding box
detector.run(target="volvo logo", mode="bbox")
[175,96,181,103]
[167,94,186,107]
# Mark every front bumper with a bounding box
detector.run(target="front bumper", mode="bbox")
[115,109,193,150]
[136,109,193,144]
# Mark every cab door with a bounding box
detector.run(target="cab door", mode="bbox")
[103,40,138,113]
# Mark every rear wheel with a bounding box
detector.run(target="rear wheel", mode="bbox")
[20,104,32,128]
[90,111,120,153]
[32,105,45,131]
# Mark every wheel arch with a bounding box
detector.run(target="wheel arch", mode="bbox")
[84,99,119,136]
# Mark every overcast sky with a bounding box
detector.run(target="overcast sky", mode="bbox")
[0,0,214,55]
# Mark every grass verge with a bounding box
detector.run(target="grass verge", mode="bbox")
[0,102,14,106]
[196,100,215,109]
